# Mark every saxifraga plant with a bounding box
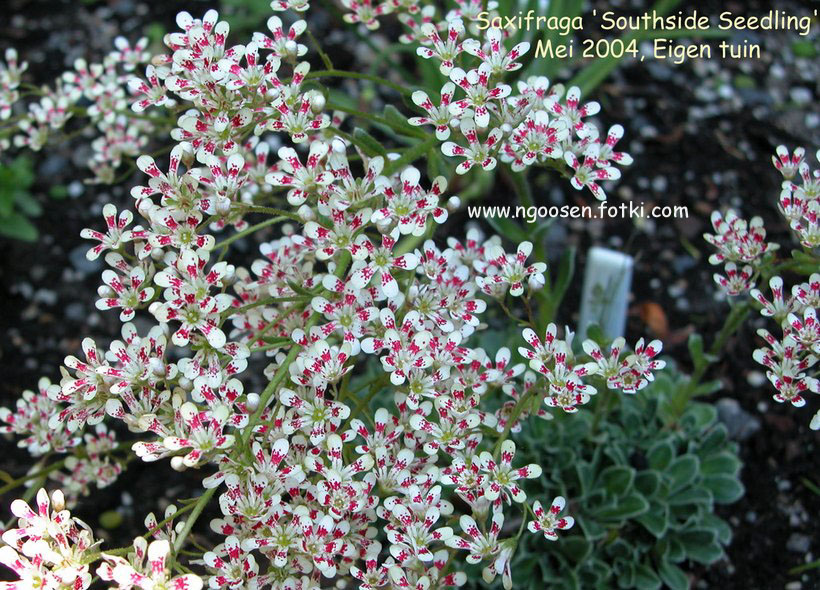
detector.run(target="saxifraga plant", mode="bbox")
[0,4,746,590]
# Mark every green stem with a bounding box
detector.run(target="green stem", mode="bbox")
[223,295,310,318]
[685,301,751,396]
[309,69,410,97]
[172,487,217,555]
[242,205,301,221]
[213,216,284,250]
[340,374,389,431]
[384,136,439,176]
[305,31,334,70]
[590,383,615,436]
[493,390,536,459]
[240,252,352,445]
[0,459,67,495]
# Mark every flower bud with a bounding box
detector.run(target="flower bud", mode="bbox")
[528,273,546,291]
[246,392,260,412]
[149,357,165,377]
[284,40,298,56]
[170,456,187,472]
[447,196,461,212]
[332,138,347,153]
[216,196,232,216]
[297,204,315,222]
[310,93,326,113]
[51,489,66,511]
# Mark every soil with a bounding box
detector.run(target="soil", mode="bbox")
[0,0,818,588]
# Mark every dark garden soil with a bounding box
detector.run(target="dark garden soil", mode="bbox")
[0,0,818,588]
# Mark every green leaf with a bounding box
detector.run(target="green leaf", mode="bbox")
[687,332,705,368]
[485,214,530,244]
[692,379,723,397]
[681,402,717,430]
[701,513,733,545]
[667,455,699,494]
[678,529,721,564]
[700,452,741,477]
[558,536,592,564]
[14,192,42,217]
[0,213,38,241]
[658,560,689,590]
[703,474,745,504]
[576,461,594,497]
[382,104,422,137]
[633,563,661,590]
[698,424,729,454]
[576,514,606,540]
[49,184,69,199]
[668,486,712,507]
[792,40,818,58]
[599,465,634,496]
[667,537,686,563]
[647,440,674,470]
[352,128,388,157]
[634,470,662,498]
[592,493,649,521]
[635,505,668,538]
[0,189,14,217]
[10,156,34,188]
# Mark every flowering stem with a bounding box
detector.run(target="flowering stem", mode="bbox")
[213,216,285,250]
[172,486,217,555]
[146,502,197,538]
[325,102,424,138]
[0,459,67,495]
[684,301,751,396]
[308,70,411,97]
[493,389,536,460]
[590,383,615,436]
[340,374,389,431]
[242,205,302,221]
[223,295,310,318]
[240,251,352,446]
[305,31,334,70]
[383,136,439,177]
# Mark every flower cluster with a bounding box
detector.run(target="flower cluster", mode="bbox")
[705,145,819,427]
[1,489,98,590]
[0,4,662,590]
[405,20,631,199]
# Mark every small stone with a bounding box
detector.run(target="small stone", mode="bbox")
[651,176,668,193]
[68,181,84,198]
[716,398,762,441]
[65,303,86,322]
[33,289,58,306]
[790,87,812,105]
[786,533,810,554]
[68,245,102,276]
